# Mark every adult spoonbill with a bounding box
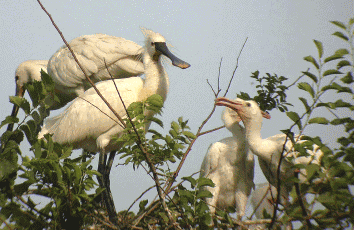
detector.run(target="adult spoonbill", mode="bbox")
[200,101,254,219]
[7,34,145,132]
[47,33,145,97]
[215,97,323,200]
[6,60,48,131]
[38,28,190,221]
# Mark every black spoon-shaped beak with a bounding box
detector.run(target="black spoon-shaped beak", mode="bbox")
[154,42,190,69]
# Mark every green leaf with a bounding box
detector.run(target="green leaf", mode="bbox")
[299,97,310,113]
[341,72,353,84]
[73,165,82,185]
[183,131,196,139]
[303,56,319,69]
[297,82,315,97]
[302,71,318,83]
[330,21,346,30]
[308,117,329,125]
[337,60,351,70]
[332,31,349,41]
[41,70,55,91]
[196,190,213,199]
[313,40,323,58]
[335,48,349,56]
[171,121,180,133]
[146,94,163,108]
[324,54,343,63]
[147,116,163,128]
[323,69,342,77]
[139,199,148,211]
[10,96,31,115]
[286,112,302,130]
[0,116,19,129]
[197,177,215,189]
[182,176,197,188]
[349,18,354,26]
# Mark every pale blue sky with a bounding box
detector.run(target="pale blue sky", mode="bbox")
[0,0,353,214]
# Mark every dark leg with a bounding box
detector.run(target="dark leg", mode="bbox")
[104,151,116,193]
[97,153,118,226]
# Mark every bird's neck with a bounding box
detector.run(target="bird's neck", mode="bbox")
[244,118,275,162]
[138,55,169,102]
[228,123,245,140]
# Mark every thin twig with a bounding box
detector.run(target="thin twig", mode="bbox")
[198,125,225,136]
[77,96,124,129]
[217,57,223,94]
[37,0,126,127]
[126,185,155,215]
[223,37,248,97]
[286,68,310,89]
[166,104,218,193]
[207,79,217,97]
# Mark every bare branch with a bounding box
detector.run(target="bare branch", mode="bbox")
[286,68,310,89]
[217,57,223,94]
[198,125,225,136]
[223,37,248,97]
[36,0,126,127]
[166,104,218,193]
[77,96,124,129]
[126,185,155,215]
[207,79,217,97]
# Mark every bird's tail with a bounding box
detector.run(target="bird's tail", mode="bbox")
[37,112,66,139]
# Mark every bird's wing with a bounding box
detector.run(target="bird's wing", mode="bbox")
[47,34,144,89]
[38,77,144,146]
[200,142,224,178]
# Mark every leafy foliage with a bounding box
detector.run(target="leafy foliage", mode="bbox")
[1,18,353,230]
[237,71,292,112]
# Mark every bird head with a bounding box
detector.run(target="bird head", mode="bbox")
[215,97,271,125]
[221,99,242,129]
[141,28,190,69]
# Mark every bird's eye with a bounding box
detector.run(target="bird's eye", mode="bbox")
[151,42,155,46]
[246,103,251,107]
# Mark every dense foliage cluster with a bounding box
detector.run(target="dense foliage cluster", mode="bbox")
[0,18,353,229]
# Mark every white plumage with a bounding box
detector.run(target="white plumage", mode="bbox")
[200,101,254,218]
[47,33,145,97]
[7,60,48,131]
[8,34,144,132]
[215,97,323,200]
[38,29,190,218]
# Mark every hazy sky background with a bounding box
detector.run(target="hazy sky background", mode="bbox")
[0,0,353,215]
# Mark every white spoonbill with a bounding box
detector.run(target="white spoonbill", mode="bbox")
[215,97,323,200]
[7,34,144,132]
[47,33,145,97]
[200,101,254,219]
[6,60,48,131]
[38,28,190,221]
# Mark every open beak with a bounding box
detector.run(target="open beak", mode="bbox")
[215,97,242,111]
[154,42,190,69]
